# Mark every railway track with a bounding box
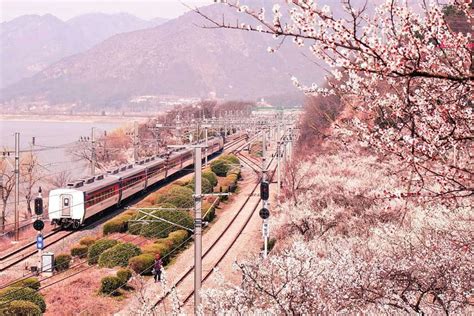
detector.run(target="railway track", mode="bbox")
[152,148,277,309]
[0,134,249,286]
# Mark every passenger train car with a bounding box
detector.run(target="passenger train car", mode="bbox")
[48,136,224,229]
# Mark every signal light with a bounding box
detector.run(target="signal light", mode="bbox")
[34,197,43,215]
[33,219,44,231]
[260,181,269,200]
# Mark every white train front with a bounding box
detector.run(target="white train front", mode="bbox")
[48,136,225,229]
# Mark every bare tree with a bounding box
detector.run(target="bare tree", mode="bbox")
[20,151,42,218]
[47,170,72,188]
[0,159,15,232]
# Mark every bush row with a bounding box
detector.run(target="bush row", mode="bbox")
[128,229,190,275]
[103,210,137,235]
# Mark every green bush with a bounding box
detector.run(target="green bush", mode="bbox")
[221,154,239,165]
[138,210,193,238]
[187,177,213,194]
[103,214,132,235]
[70,244,88,258]
[128,254,154,275]
[55,253,71,272]
[98,243,141,268]
[202,170,218,187]
[168,230,189,246]
[10,278,40,291]
[0,287,46,312]
[0,300,42,316]
[116,268,132,284]
[79,236,97,247]
[210,159,230,176]
[157,186,194,208]
[141,243,171,264]
[87,239,119,265]
[202,200,216,222]
[99,276,122,295]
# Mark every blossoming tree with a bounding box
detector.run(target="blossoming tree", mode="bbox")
[195,0,473,202]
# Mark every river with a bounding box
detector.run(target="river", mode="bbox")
[0,119,124,179]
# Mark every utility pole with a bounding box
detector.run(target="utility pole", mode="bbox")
[277,121,281,197]
[194,146,202,313]
[14,132,20,242]
[202,124,211,167]
[261,129,269,258]
[167,143,206,314]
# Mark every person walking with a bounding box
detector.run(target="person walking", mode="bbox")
[153,254,162,283]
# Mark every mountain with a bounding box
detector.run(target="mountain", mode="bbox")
[0,13,167,88]
[2,0,388,108]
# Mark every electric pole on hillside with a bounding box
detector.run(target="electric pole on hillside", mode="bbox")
[14,132,20,241]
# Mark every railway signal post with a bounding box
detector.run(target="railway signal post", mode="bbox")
[34,187,44,274]
[14,132,20,241]
[261,129,270,258]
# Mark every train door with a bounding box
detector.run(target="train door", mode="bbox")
[60,194,72,217]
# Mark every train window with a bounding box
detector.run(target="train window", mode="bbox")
[64,198,69,206]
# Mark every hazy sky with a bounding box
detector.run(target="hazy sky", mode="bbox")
[0,0,214,22]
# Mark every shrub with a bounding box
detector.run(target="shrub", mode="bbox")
[157,185,194,208]
[141,242,171,264]
[103,213,132,235]
[210,159,230,176]
[187,177,213,194]
[99,276,121,295]
[55,253,71,272]
[116,268,132,284]
[0,287,46,312]
[128,254,154,275]
[202,170,218,187]
[10,278,40,291]
[1,300,41,316]
[221,154,240,165]
[138,209,193,238]
[87,239,119,265]
[168,230,189,246]
[70,244,88,258]
[202,201,216,222]
[98,243,141,268]
[79,236,97,247]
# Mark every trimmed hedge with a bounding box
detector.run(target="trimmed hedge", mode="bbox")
[98,243,141,268]
[70,244,88,258]
[103,213,133,235]
[55,253,71,272]
[99,276,121,295]
[187,177,213,194]
[168,230,189,246]
[220,154,239,165]
[131,209,193,238]
[210,159,230,177]
[116,268,132,284]
[1,300,42,316]
[156,186,194,208]
[202,200,216,222]
[128,254,154,275]
[0,287,46,312]
[79,236,97,247]
[202,170,218,187]
[141,243,170,264]
[87,239,119,265]
[10,278,40,291]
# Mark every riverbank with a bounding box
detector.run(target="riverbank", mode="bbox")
[0,114,151,124]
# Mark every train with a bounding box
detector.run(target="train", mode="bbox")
[48,136,225,229]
